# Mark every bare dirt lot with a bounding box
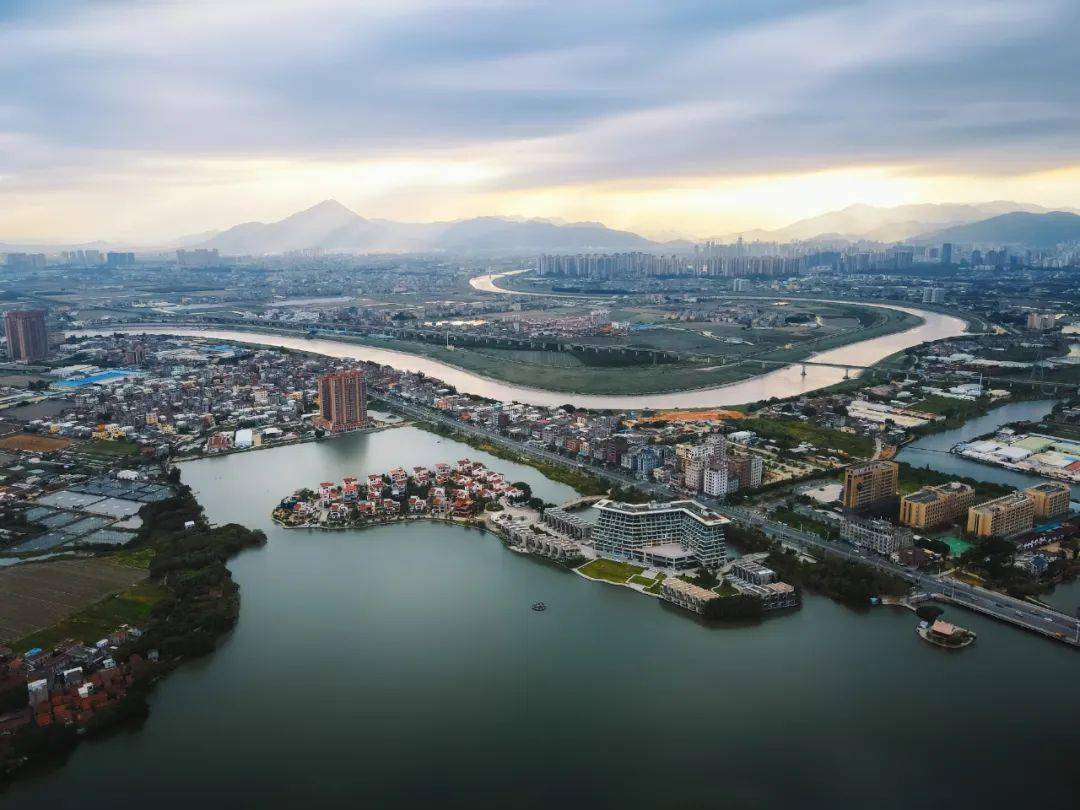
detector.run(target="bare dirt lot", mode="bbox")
[0,433,72,452]
[0,557,147,643]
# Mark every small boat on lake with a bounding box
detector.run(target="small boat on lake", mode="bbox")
[531,602,547,612]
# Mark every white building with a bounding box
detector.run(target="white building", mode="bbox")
[593,499,728,569]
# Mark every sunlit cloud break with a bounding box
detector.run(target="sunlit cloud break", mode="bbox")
[1,0,1078,242]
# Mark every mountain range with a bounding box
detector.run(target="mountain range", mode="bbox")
[718,201,1080,243]
[195,200,657,255]
[192,199,1080,254]
[4,199,1079,256]
[914,211,1080,247]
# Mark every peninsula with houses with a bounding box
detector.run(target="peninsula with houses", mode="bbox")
[273,459,800,620]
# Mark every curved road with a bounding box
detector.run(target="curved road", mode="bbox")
[71,276,967,409]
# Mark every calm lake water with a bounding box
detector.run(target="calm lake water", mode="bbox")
[8,426,1078,809]
[70,299,966,410]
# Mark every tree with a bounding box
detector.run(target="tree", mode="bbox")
[512,481,533,500]
[691,568,719,589]
[915,605,944,623]
[701,595,763,620]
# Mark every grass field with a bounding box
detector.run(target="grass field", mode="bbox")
[328,299,921,395]
[81,438,142,457]
[577,558,645,583]
[911,395,987,418]
[1036,422,1080,442]
[0,557,149,644]
[740,417,875,458]
[13,580,168,652]
[771,507,834,537]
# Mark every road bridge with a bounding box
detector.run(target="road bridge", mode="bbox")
[380,395,1079,648]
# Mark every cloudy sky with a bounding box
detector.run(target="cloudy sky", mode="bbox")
[2,0,1079,242]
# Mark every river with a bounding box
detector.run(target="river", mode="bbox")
[897,398,1080,616]
[69,298,966,410]
[7,426,1077,809]
[897,398,1079,501]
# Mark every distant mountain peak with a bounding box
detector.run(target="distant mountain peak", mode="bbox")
[196,203,657,255]
[914,210,1080,246]
[715,200,1080,244]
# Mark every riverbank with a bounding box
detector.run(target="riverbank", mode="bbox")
[898,398,1079,500]
[485,271,989,334]
[67,298,967,409]
[0,485,266,785]
[10,417,1079,809]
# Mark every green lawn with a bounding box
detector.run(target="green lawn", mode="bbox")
[109,547,156,569]
[1036,422,1080,442]
[630,572,667,591]
[771,507,833,537]
[714,580,740,597]
[81,438,142,458]
[910,395,987,419]
[741,417,874,458]
[14,580,168,651]
[577,558,645,583]
[319,301,920,395]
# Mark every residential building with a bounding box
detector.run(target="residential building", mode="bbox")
[900,482,976,529]
[727,562,799,610]
[840,515,913,556]
[1026,312,1057,331]
[3,309,49,362]
[732,580,800,611]
[922,288,945,304]
[317,370,367,432]
[592,499,728,569]
[703,466,732,497]
[729,454,763,490]
[105,251,135,267]
[842,461,898,511]
[542,507,594,543]
[729,559,776,586]
[659,577,719,615]
[1025,481,1071,521]
[966,492,1035,538]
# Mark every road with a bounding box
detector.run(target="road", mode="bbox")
[385,394,1080,647]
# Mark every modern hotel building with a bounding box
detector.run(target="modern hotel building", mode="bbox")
[592,499,728,569]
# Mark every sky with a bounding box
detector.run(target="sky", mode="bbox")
[1,0,1079,243]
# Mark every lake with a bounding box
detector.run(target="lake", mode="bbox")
[8,426,1078,809]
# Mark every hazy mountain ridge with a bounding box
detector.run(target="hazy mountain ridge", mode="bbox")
[5,199,1079,255]
[718,201,1080,243]
[913,211,1080,247]
[198,200,656,255]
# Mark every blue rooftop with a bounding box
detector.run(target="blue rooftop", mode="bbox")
[56,368,142,388]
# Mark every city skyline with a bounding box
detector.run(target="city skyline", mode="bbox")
[2,0,1080,242]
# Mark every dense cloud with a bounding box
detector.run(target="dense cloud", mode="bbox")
[1,0,1078,236]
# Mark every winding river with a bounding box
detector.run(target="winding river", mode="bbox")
[70,278,967,409]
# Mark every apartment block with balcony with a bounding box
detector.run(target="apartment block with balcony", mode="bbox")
[966,492,1035,538]
[900,482,976,529]
[842,461,898,511]
[1024,481,1071,521]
